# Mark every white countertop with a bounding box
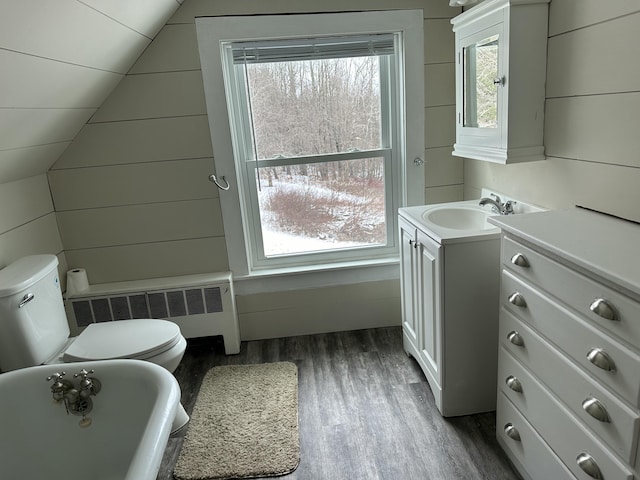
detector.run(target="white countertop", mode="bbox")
[399,200,501,245]
[489,207,640,297]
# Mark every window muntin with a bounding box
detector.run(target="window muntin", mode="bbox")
[224,36,399,268]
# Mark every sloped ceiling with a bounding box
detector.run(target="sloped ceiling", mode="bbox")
[0,0,183,185]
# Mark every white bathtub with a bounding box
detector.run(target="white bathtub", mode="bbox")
[0,359,180,480]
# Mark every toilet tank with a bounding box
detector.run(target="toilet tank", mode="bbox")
[0,255,70,372]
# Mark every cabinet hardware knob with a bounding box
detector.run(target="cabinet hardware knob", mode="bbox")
[582,397,611,423]
[493,76,506,86]
[586,348,616,373]
[510,253,530,268]
[508,292,527,308]
[589,298,618,321]
[506,375,523,393]
[409,239,414,246]
[504,423,521,441]
[507,331,524,347]
[576,452,603,479]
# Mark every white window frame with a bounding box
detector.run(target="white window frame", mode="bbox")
[196,11,424,279]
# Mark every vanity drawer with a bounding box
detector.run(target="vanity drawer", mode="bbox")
[501,269,640,407]
[496,392,577,480]
[500,308,640,463]
[502,235,640,348]
[498,347,634,480]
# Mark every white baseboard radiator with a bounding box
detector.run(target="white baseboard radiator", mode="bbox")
[64,272,240,355]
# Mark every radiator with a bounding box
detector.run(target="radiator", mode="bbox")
[64,272,240,355]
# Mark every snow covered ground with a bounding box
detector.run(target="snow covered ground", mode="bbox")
[257,178,385,256]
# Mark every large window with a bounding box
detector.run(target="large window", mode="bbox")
[196,11,424,277]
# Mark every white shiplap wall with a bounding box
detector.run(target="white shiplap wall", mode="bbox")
[0,0,181,272]
[464,1,640,223]
[49,0,461,284]
[48,0,461,339]
[0,175,65,271]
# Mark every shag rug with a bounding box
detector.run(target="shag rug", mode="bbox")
[173,362,299,480]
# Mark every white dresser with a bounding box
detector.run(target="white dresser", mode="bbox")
[490,208,640,480]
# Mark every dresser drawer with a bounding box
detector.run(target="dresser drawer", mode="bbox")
[500,308,640,463]
[502,235,640,348]
[501,269,640,407]
[497,392,577,480]
[498,347,634,480]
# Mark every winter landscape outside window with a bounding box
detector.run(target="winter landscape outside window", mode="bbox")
[226,36,396,259]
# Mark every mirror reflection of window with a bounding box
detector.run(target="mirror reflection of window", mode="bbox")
[463,34,499,128]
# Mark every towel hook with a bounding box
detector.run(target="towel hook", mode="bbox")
[208,173,230,191]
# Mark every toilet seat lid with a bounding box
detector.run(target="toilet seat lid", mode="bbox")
[63,319,183,362]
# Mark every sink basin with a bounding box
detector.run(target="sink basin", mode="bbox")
[400,192,544,244]
[422,205,494,230]
[0,359,180,480]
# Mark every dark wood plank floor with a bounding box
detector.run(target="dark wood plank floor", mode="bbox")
[157,327,521,480]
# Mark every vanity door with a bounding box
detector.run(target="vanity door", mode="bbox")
[417,229,443,386]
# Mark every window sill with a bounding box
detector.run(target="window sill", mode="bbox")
[232,257,400,295]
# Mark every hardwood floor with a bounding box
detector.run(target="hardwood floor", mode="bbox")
[157,327,521,480]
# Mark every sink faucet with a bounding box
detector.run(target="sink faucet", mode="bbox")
[479,194,516,215]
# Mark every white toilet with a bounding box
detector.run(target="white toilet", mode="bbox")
[0,254,189,430]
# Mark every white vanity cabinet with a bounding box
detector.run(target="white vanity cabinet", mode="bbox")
[451,0,549,164]
[490,209,640,480]
[399,207,501,416]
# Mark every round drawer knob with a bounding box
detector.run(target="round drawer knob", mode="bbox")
[507,331,524,347]
[576,452,603,479]
[510,253,530,268]
[586,348,617,373]
[504,423,521,441]
[589,298,619,321]
[508,292,527,308]
[506,375,523,393]
[582,397,611,423]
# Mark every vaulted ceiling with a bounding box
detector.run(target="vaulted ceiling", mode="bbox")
[0,0,183,185]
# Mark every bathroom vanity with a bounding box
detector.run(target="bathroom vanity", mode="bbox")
[399,201,501,416]
[490,208,640,480]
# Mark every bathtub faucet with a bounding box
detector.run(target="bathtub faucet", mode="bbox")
[75,369,102,398]
[46,369,101,417]
[479,194,516,215]
[46,371,73,402]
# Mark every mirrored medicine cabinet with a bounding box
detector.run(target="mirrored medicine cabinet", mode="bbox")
[451,0,550,164]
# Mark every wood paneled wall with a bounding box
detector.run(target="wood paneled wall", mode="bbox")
[0,175,65,271]
[0,0,181,184]
[48,0,460,339]
[0,0,181,274]
[464,1,640,223]
[49,0,461,284]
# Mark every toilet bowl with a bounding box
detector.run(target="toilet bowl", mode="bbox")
[0,255,189,432]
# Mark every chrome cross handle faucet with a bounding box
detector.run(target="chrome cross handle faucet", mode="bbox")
[74,369,102,397]
[46,371,73,402]
[46,368,102,420]
[479,194,516,215]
